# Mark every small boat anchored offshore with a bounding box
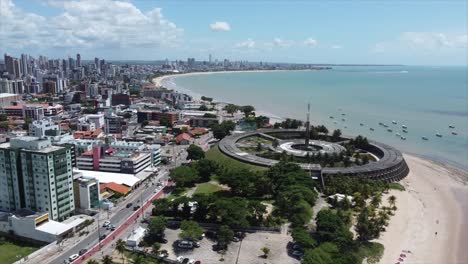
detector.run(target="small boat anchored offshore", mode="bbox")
[422,136,428,140]
[329,116,334,119]
[387,128,393,132]
[436,133,442,137]
[402,125,408,129]
[452,131,458,135]
[370,128,375,131]
[396,133,401,137]
[360,123,364,126]
[449,124,455,129]
[402,129,408,133]
[392,120,397,124]
[400,136,406,140]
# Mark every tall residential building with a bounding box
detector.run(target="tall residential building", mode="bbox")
[4,54,15,76]
[0,137,75,221]
[76,53,81,67]
[21,54,29,76]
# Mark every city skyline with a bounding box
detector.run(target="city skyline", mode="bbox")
[0,0,466,65]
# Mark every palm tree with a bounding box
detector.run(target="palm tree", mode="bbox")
[102,255,113,264]
[388,195,397,208]
[116,238,126,264]
[261,246,270,258]
[130,255,146,264]
[87,260,99,264]
[152,242,161,254]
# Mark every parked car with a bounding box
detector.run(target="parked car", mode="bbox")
[167,221,181,229]
[102,221,110,227]
[133,205,141,211]
[205,230,217,239]
[109,225,116,231]
[68,254,79,262]
[291,250,304,258]
[212,243,227,251]
[156,237,168,244]
[158,252,169,258]
[78,248,88,255]
[126,203,133,208]
[176,256,185,263]
[177,240,194,249]
[63,259,70,264]
[99,234,107,241]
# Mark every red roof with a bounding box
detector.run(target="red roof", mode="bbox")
[100,182,131,195]
[73,128,103,139]
[176,133,191,143]
[190,128,208,136]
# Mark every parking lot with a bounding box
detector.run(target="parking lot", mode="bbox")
[160,228,300,264]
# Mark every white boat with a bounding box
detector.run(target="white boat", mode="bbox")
[401,136,406,140]
[396,133,401,137]
[452,131,458,135]
[449,124,455,129]
[422,136,428,140]
[402,129,408,133]
[383,124,389,128]
[402,125,407,129]
[392,120,397,124]
[436,133,442,137]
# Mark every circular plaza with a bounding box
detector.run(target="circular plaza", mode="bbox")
[218,129,409,182]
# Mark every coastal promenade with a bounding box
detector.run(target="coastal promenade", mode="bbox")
[219,129,409,182]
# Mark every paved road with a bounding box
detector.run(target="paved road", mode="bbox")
[49,170,169,264]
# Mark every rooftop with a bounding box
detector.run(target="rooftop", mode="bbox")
[73,168,140,187]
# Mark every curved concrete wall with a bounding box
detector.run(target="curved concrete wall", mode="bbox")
[218,129,409,182]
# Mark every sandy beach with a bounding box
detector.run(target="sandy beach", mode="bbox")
[376,154,468,264]
[151,69,308,88]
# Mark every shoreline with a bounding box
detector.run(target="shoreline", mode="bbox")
[151,72,468,263]
[376,154,468,264]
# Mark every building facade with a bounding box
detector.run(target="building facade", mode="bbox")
[0,137,75,221]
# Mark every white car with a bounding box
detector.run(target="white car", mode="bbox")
[68,254,79,262]
[188,260,196,264]
[102,220,110,227]
[177,256,185,263]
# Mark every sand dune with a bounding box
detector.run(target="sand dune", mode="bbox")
[377,154,468,264]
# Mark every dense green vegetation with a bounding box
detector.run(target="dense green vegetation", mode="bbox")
[186,144,205,160]
[210,120,236,140]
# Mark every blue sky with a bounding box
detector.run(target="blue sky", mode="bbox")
[1,0,467,65]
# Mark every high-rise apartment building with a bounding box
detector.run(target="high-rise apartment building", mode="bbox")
[76,53,81,68]
[0,137,75,221]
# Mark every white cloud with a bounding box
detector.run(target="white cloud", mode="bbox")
[235,38,255,49]
[304,38,318,47]
[331,45,343,49]
[272,38,293,48]
[371,32,468,53]
[210,21,231,32]
[0,0,183,50]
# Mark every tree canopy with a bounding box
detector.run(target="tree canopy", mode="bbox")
[186,144,205,161]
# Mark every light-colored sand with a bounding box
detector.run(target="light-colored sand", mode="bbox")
[376,154,468,264]
[151,69,303,88]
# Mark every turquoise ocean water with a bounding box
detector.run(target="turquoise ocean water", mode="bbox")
[164,66,468,170]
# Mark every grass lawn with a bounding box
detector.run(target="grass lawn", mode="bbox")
[388,182,406,191]
[0,237,39,264]
[205,145,266,171]
[194,182,223,195]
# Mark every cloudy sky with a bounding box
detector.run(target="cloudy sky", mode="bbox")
[1,0,467,65]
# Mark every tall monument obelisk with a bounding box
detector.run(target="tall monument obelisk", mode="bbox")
[305,102,311,149]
